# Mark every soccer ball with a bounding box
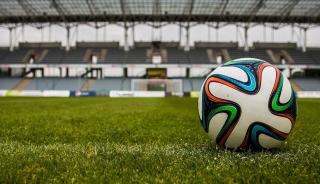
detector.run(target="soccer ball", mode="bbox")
[198,58,297,150]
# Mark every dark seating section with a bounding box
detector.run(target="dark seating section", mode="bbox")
[0,48,28,64]
[103,48,125,64]
[247,48,272,63]
[62,48,87,64]
[166,48,189,64]
[228,48,272,63]
[0,42,319,65]
[188,48,211,64]
[286,49,316,65]
[293,78,320,91]
[306,50,320,64]
[1,77,319,92]
[0,49,9,62]
[228,48,250,59]
[126,47,148,64]
[42,48,64,64]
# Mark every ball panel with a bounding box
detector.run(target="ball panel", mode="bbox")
[258,66,277,97]
[208,113,228,144]
[258,134,283,149]
[212,66,248,83]
[208,65,257,93]
[249,123,286,150]
[279,75,292,104]
[270,74,295,113]
[209,82,245,104]
[198,84,204,120]
[207,105,239,146]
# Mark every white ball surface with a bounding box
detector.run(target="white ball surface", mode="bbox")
[198,58,297,150]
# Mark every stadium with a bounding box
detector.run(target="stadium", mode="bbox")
[0,0,319,183]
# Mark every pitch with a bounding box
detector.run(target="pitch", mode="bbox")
[0,97,319,183]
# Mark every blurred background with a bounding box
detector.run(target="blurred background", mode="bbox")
[0,0,319,97]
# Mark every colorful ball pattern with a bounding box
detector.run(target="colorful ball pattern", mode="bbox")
[198,58,297,150]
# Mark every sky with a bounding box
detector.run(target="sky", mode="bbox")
[0,23,319,48]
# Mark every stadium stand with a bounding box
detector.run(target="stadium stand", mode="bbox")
[103,48,125,64]
[54,78,86,90]
[189,47,212,64]
[42,48,65,64]
[0,41,319,66]
[166,48,189,64]
[81,79,96,91]
[158,42,188,64]
[191,78,204,91]
[0,48,9,62]
[0,78,21,89]
[247,49,271,63]
[292,78,320,91]
[193,42,236,64]
[60,48,87,64]
[75,42,114,64]
[91,78,123,92]
[182,79,192,92]
[286,49,316,65]
[0,77,204,92]
[13,78,31,90]
[23,78,57,90]
[1,48,28,64]
[228,48,250,60]
[0,0,318,98]
[182,78,204,92]
[126,47,148,64]
[23,78,85,90]
[7,41,308,66]
[306,49,320,64]
[0,76,319,94]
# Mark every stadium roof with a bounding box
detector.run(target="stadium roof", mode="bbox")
[0,0,319,24]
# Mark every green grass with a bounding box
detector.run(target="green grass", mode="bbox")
[0,97,319,183]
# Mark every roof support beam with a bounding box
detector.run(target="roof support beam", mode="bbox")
[184,22,190,51]
[66,25,70,51]
[0,15,320,24]
[86,0,100,16]
[0,3,12,16]
[219,0,229,16]
[120,0,130,19]
[244,26,249,52]
[277,0,300,17]
[247,0,265,22]
[183,0,195,16]
[215,0,229,23]
[50,0,68,22]
[9,27,14,51]
[307,4,320,17]
[103,23,107,41]
[302,27,307,52]
[152,0,161,15]
[124,22,129,51]
[17,0,38,16]
[179,23,182,46]
[131,24,135,45]
[0,0,319,24]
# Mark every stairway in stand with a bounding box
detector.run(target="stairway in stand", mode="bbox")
[290,80,303,92]
[81,79,96,91]
[12,78,31,90]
